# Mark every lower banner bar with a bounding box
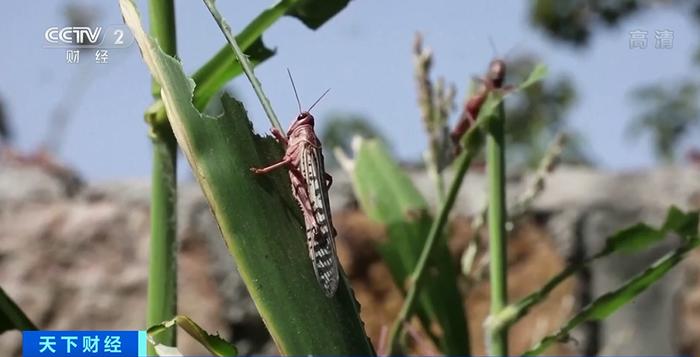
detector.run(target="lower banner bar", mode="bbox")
[23,330,147,357]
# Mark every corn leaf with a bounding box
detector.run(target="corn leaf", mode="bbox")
[523,237,699,356]
[121,1,373,354]
[346,139,470,355]
[191,0,351,111]
[488,206,700,333]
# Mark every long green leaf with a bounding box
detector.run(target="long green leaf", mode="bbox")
[348,139,470,355]
[487,206,699,339]
[147,315,237,356]
[192,38,274,112]
[190,0,349,111]
[120,1,373,354]
[604,205,698,254]
[663,205,700,239]
[147,0,351,122]
[0,287,37,333]
[523,238,700,356]
[285,0,350,29]
[202,0,282,132]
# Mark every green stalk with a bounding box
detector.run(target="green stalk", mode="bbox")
[202,0,283,132]
[386,134,481,355]
[147,0,178,354]
[383,63,546,353]
[487,102,508,356]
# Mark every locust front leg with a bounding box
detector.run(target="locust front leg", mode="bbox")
[270,128,288,147]
[252,129,290,174]
[250,157,291,175]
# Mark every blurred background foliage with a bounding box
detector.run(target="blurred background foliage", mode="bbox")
[529,0,700,165]
[320,113,389,168]
[628,82,700,163]
[503,54,589,168]
[318,0,700,171]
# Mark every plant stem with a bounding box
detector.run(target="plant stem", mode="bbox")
[149,0,177,97]
[202,0,283,132]
[147,0,178,354]
[386,137,479,355]
[486,102,508,356]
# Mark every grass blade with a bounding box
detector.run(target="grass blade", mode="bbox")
[149,0,350,123]
[190,0,349,112]
[487,206,699,336]
[202,0,282,132]
[522,238,699,356]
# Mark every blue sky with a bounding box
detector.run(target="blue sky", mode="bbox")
[0,1,697,180]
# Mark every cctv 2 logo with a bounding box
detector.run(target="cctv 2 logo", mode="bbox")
[43,26,132,48]
[45,27,103,47]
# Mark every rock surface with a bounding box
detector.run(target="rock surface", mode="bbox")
[1,161,700,355]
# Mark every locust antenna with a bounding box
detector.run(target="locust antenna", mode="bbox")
[287,68,303,114]
[488,36,500,58]
[489,36,523,62]
[308,88,331,113]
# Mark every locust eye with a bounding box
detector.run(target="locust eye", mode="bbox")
[297,112,314,125]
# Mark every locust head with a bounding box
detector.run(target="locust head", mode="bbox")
[284,69,329,135]
[296,111,315,126]
[487,59,506,88]
[287,111,315,135]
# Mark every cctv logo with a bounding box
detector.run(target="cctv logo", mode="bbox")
[44,27,103,47]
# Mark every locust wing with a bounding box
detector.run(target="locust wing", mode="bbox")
[300,144,339,297]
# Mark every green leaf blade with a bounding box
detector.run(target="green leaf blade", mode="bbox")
[0,287,37,333]
[285,0,351,29]
[121,1,373,354]
[604,223,663,253]
[348,139,470,355]
[192,38,275,111]
[523,240,697,356]
[662,205,699,239]
[148,315,237,356]
[190,0,350,111]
